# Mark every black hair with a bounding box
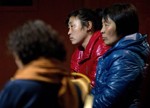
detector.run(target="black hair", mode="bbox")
[103,3,139,36]
[66,8,102,31]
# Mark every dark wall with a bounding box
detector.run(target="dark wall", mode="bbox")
[0,0,149,89]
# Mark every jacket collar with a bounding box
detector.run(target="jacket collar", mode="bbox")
[103,33,150,59]
[79,31,101,62]
[12,58,68,83]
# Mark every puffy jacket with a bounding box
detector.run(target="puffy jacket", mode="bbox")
[91,33,150,108]
[71,31,109,87]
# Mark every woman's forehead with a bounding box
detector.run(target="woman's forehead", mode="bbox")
[102,17,113,23]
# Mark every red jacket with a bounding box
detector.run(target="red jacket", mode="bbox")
[71,31,110,87]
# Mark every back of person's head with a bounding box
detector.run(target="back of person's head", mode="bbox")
[102,3,139,36]
[8,20,66,65]
[66,8,102,31]
[94,8,104,29]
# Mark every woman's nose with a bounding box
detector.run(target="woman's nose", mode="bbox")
[101,27,105,34]
[101,31,104,34]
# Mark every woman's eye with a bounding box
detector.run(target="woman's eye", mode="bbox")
[105,23,109,26]
[68,25,73,29]
[102,23,109,28]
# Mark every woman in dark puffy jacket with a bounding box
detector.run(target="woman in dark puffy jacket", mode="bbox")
[91,3,150,108]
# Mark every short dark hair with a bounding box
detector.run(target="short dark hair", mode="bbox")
[66,8,102,31]
[103,3,139,36]
[8,20,66,64]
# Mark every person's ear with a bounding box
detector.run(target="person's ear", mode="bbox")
[87,21,93,31]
